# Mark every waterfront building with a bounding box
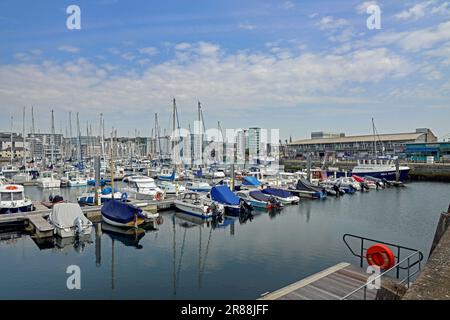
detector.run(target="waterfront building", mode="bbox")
[288,128,437,159]
[236,129,246,163]
[405,142,450,162]
[248,127,261,161]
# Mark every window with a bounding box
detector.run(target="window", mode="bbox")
[13,192,23,201]
[1,193,11,201]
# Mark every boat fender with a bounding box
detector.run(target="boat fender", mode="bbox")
[366,244,395,271]
[156,216,163,225]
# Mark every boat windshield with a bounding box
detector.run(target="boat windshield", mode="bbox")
[1,192,11,201]
[12,192,23,201]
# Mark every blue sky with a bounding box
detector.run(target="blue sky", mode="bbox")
[1,0,449,140]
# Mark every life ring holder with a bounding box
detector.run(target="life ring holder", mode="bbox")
[366,244,396,271]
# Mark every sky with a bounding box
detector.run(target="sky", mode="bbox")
[0,0,449,140]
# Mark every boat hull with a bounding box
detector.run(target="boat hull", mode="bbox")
[328,168,410,181]
[0,203,34,214]
[174,201,212,219]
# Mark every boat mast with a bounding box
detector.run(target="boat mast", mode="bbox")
[22,106,26,168]
[10,116,14,165]
[31,106,35,161]
[110,127,115,199]
[372,117,376,158]
[51,110,55,166]
[76,112,82,163]
[100,113,105,160]
[68,112,73,159]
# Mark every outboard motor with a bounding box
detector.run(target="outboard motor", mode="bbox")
[268,195,281,209]
[210,202,223,220]
[240,199,253,214]
[74,216,83,236]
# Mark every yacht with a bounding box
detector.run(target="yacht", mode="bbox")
[36,171,61,188]
[0,184,34,214]
[174,192,223,219]
[157,180,186,194]
[122,175,165,200]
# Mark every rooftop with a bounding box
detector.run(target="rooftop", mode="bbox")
[290,132,425,145]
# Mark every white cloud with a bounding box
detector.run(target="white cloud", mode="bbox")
[395,0,450,21]
[238,23,256,30]
[356,1,379,15]
[138,47,158,56]
[0,42,413,121]
[317,16,349,30]
[58,45,80,53]
[282,1,295,9]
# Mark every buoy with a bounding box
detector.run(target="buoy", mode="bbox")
[366,244,395,271]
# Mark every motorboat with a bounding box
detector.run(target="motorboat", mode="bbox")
[1,165,19,179]
[48,203,93,238]
[0,184,34,214]
[185,181,212,192]
[122,175,164,200]
[235,190,283,210]
[157,168,178,181]
[157,180,186,194]
[351,159,410,181]
[292,178,327,199]
[77,187,123,206]
[241,176,263,189]
[174,192,224,219]
[261,188,300,205]
[36,171,61,188]
[210,185,252,216]
[61,171,88,187]
[101,199,146,228]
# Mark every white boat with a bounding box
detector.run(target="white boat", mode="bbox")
[66,172,88,187]
[0,184,34,214]
[157,180,186,194]
[48,203,93,238]
[185,181,212,192]
[174,192,223,219]
[36,171,61,188]
[123,175,165,200]
[12,172,33,184]
[1,165,19,179]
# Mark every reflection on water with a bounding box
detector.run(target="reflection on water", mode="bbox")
[0,182,449,299]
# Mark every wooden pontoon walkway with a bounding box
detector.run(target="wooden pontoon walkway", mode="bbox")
[260,263,377,300]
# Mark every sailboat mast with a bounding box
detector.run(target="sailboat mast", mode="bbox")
[10,116,14,165]
[372,117,376,157]
[69,112,73,159]
[51,109,55,166]
[110,127,115,198]
[76,112,81,162]
[31,106,35,161]
[100,113,104,159]
[22,106,26,167]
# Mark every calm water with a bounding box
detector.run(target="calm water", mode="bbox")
[0,182,449,299]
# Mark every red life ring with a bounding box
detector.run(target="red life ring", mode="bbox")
[155,192,162,201]
[366,244,395,271]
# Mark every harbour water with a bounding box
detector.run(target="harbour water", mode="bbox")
[0,182,449,299]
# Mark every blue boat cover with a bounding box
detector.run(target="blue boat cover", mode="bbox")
[210,185,241,205]
[262,188,293,198]
[102,187,118,195]
[249,190,270,202]
[101,200,145,224]
[243,176,262,186]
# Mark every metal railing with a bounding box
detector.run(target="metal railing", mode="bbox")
[342,234,424,300]
[341,250,422,300]
[343,233,423,279]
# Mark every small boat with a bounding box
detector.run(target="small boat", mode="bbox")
[122,175,165,200]
[0,184,34,214]
[157,180,186,194]
[292,178,327,199]
[185,181,211,192]
[241,176,263,189]
[41,194,64,209]
[158,168,178,181]
[67,172,88,187]
[77,187,123,206]
[36,171,61,188]
[236,190,283,210]
[210,185,252,216]
[261,188,300,204]
[174,192,223,219]
[1,165,19,179]
[335,177,361,191]
[101,199,146,228]
[48,203,93,238]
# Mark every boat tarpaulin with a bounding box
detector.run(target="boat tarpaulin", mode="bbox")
[262,188,293,198]
[249,190,270,202]
[101,200,145,224]
[51,203,90,228]
[242,176,262,186]
[210,185,240,205]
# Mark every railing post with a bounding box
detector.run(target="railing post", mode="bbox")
[360,239,364,268]
[364,286,367,300]
[396,247,401,279]
[407,257,410,288]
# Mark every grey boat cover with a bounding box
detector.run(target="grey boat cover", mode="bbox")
[50,203,91,228]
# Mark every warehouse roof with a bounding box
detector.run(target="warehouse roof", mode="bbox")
[290,132,425,145]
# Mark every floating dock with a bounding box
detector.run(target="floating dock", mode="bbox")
[259,263,377,300]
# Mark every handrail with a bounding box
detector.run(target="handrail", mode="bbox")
[343,233,424,278]
[341,250,422,300]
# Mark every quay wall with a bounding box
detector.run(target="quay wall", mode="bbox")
[281,160,450,182]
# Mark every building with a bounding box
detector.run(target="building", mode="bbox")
[288,128,437,159]
[28,133,64,160]
[311,132,345,139]
[236,129,246,162]
[248,127,261,160]
[0,147,29,160]
[405,142,450,162]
